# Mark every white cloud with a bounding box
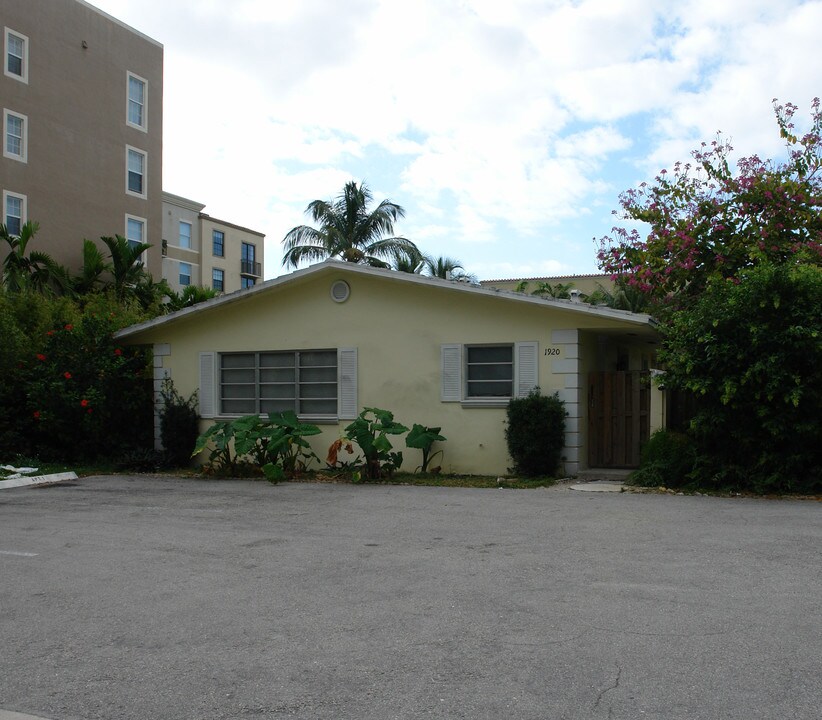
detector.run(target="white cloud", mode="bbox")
[89,0,822,280]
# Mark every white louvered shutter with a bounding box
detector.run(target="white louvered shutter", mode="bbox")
[199,352,216,418]
[515,341,538,397]
[338,347,358,420]
[441,344,462,401]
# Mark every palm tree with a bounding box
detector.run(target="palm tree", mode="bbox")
[71,239,112,296]
[100,234,152,298]
[587,279,651,313]
[1,221,69,294]
[515,280,574,299]
[282,181,421,269]
[422,255,476,283]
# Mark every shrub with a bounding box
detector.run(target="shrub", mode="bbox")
[192,412,320,481]
[628,430,696,488]
[344,407,408,480]
[505,388,565,477]
[159,378,199,468]
[22,295,153,462]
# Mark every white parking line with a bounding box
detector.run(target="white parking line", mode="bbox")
[0,551,38,557]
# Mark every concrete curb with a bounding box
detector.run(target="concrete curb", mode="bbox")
[0,472,78,490]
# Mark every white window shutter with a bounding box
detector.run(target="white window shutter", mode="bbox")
[338,347,358,420]
[515,341,538,397]
[441,344,462,401]
[199,352,216,418]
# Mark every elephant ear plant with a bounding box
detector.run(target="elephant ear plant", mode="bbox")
[344,407,409,481]
[192,411,321,482]
[405,424,446,473]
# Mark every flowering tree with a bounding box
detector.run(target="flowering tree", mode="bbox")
[597,98,822,308]
[597,100,822,493]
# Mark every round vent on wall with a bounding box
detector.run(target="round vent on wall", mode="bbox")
[330,280,350,303]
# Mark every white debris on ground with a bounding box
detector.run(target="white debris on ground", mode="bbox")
[0,464,77,489]
[0,464,40,480]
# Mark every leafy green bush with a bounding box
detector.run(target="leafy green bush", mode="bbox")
[659,263,822,493]
[11,293,153,462]
[344,407,408,480]
[628,430,696,488]
[505,388,565,477]
[192,411,320,481]
[159,378,200,468]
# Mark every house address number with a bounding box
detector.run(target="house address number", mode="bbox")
[544,348,561,356]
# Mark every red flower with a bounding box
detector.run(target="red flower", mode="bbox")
[36,354,46,362]
[64,324,73,331]
[33,411,41,419]
[64,372,72,379]
[87,408,93,414]
[46,330,55,337]
[80,399,89,407]
[114,348,122,356]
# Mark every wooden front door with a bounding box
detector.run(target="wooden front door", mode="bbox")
[588,371,650,468]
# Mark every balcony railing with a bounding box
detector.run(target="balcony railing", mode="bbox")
[241,260,261,277]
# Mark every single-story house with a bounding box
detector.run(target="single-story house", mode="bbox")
[114,261,663,476]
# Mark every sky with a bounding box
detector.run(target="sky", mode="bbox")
[90,0,821,281]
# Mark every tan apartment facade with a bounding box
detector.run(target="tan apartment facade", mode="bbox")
[162,192,265,294]
[1,0,163,278]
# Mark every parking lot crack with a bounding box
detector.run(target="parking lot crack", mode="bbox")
[592,662,622,714]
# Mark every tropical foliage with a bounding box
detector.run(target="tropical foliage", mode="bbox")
[282,181,421,269]
[598,98,822,493]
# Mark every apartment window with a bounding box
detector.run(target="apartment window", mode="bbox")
[3,110,26,162]
[127,72,147,130]
[242,242,255,263]
[441,342,537,403]
[220,350,338,416]
[125,215,146,253]
[241,276,256,289]
[126,146,146,197]
[3,191,26,237]
[212,229,224,257]
[212,268,224,291]
[179,221,192,249]
[179,262,191,287]
[4,28,28,83]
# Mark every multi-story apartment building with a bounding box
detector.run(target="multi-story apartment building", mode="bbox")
[162,192,265,294]
[1,0,164,279]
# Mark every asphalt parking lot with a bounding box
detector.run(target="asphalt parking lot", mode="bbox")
[1,476,820,720]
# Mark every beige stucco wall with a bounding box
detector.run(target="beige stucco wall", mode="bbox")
[200,216,265,293]
[1,0,163,278]
[162,194,204,291]
[121,267,657,476]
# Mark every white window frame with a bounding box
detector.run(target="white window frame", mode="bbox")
[125,214,148,263]
[3,109,27,162]
[3,190,26,236]
[126,71,147,131]
[125,145,147,198]
[179,261,192,287]
[4,28,28,83]
[212,267,224,291]
[441,342,538,406]
[179,221,192,249]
